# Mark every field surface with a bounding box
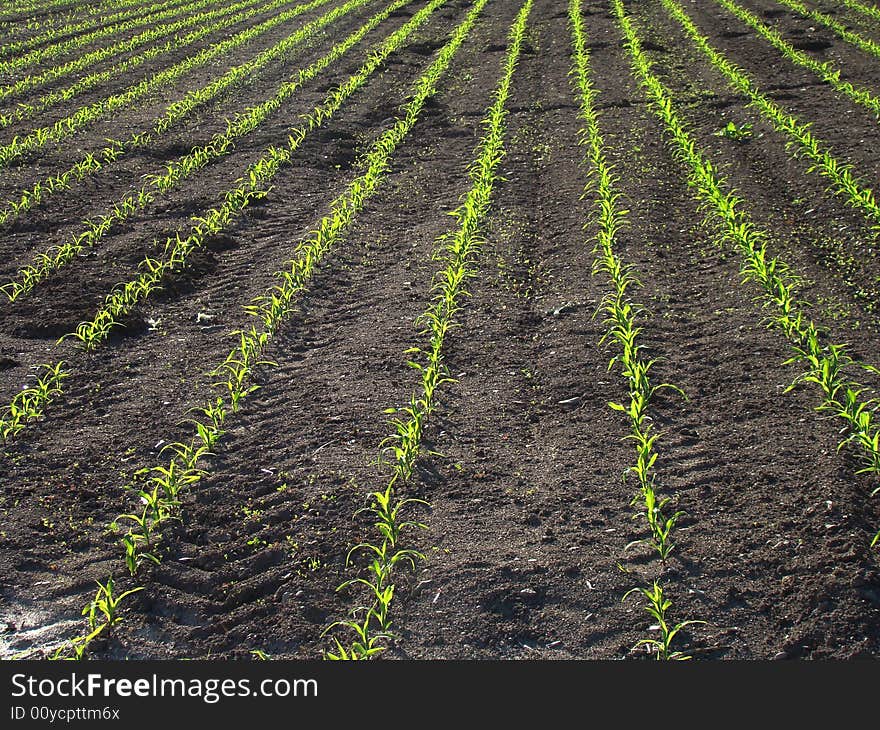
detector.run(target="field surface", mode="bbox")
[1,0,880,660]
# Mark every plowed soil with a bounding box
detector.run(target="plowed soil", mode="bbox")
[1,0,879,660]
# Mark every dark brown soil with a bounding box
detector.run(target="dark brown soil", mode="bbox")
[1,0,879,661]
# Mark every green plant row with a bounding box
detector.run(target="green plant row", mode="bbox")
[1,0,373,301]
[2,0,144,19]
[838,0,880,24]
[570,0,683,564]
[0,0,334,168]
[47,0,481,661]
[0,362,68,441]
[0,0,350,231]
[0,0,267,111]
[0,0,221,79]
[660,0,880,308]
[327,0,532,661]
[772,0,880,62]
[0,0,195,62]
[614,0,880,548]
[0,0,140,27]
[0,0,436,448]
[569,0,698,662]
[716,0,880,119]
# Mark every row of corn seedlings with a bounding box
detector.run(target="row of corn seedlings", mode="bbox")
[837,0,880,25]
[0,362,68,441]
[614,0,880,548]
[715,0,880,120]
[0,0,356,231]
[0,0,268,114]
[326,0,532,660]
[660,0,880,308]
[0,0,125,29]
[770,0,880,62]
[1,0,139,22]
[571,0,683,564]
[568,0,699,661]
[0,0,197,61]
[0,0,335,168]
[0,0,377,301]
[0,0,446,437]
[0,0,222,80]
[46,0,484,660]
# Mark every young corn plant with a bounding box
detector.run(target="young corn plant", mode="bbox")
[82,577,143,632]
[839,0,880,24]
[570,0,703,660]
[0,0,371,300]
[324,486,428,659]
[0,0,179,64]
[0,0,212,73]
[326,0,533,659]
[624,581,704,660]
[0,362,69,441]
[773,0,880,62]
[47,575,144,660]
[0,0,265,111]
[615,0,880,548]
[714,121,752,141]
[0,0,371,234]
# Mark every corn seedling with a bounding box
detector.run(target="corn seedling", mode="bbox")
[325,486,428,658]
[0,0,417,308]
[624,582,704,660]
[0,0,199,68]
[48,624,106,661]
[50,573,143,659]
[82,577,143,630]
[0,0,337,169]
[838,0,880,24]
[663,0,880,314]
[113,0,461,540]
[0,0,265,112]
[0,0,455,444]
[772,0,880,63]
[0,0,365,233]
[0,362,69,441]
[714,121,753,141]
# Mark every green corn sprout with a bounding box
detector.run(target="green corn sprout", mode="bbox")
[572,0,686,562]
[624,582,704,660]
[83,577,143,630]
[0,362,69,440]
[662,0,880,319]
[0,0,337,169]
[839,0,880,23]
[0,0,463,441]
[0,0,265,122]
